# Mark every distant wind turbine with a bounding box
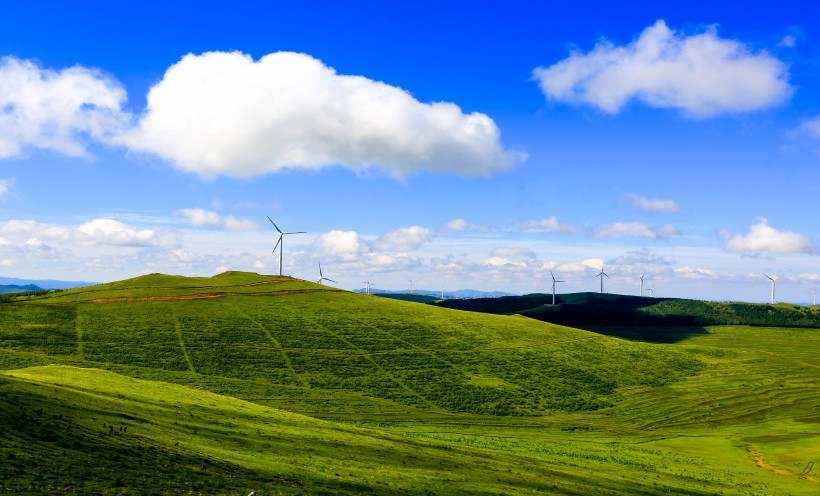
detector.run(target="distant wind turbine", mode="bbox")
[597,265,609,294]
[409,279,414,294]
[813,290,816,307]
[363,280,372,295]
[268,217,306,276]
[550,270,564,305]
[316,262,336,285]
[648,286,655,298]
[639,274,644,297]
[764,274,777,304]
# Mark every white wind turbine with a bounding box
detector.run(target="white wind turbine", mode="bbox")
[764,274,777,304]
[813,290,816,307]
[408,279,414,294]
[639,274,644,297]
[648,286,655,298]
[316,262,336,285]
[363,280,372,295]
[596,265,609,294]
[550,270,564,305]
[268,217,306,277]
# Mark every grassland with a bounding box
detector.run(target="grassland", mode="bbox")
[1,272,818,494]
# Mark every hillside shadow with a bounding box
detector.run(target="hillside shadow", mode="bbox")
[433,293,713,343]
[572,325,711,344]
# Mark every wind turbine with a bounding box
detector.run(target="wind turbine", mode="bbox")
[648,286,655,298]
[813,290,816,307]
[639,274,644,297]
[267,217,306,276]
[550,270,564,305]
[763,274,777,304]
[363,280,372,295]
[597,265,609,294]
[409,279,414,294]
[316,262,336,285]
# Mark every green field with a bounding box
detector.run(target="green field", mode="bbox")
[1,272,818,494]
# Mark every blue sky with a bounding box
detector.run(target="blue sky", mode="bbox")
[1,1,820,302]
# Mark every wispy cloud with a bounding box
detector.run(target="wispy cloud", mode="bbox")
[0,179,12,198]
[590,221,681,240]
[516,216,576,233]
[674,266,718,279]
[622,193,680,212]
[437,218,493,233]
[490,247,536,259]
[175,208,258,231]
[533,20,792,117]
[722,218,815,254]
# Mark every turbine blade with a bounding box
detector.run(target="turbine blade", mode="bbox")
[318,261,323,277]
[285,231,307,235]
[326,278,337,283]
[272,236,282,253]
[267,217,283,233]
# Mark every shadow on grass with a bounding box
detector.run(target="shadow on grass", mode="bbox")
[575,325,711,344]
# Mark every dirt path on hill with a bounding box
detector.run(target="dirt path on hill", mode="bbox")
[752,450,817,481]
[24,276,299,301]
[44,288,340,304]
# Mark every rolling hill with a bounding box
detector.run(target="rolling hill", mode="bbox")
[1,272,818,494]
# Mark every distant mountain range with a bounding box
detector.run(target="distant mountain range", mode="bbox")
[0,277,97,290]
[0,284,44,294]
[353,288,516,299]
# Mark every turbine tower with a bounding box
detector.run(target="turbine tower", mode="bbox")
[409,279,414,294]
[268,217,306,276]
[550,270,564,305]
[316,262,336,285]
[764,274,777,304]
[813,290,816,307]
[639,274,644,297]
[597,265,609,294]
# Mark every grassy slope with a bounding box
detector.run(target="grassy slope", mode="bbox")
[0,272,818,494]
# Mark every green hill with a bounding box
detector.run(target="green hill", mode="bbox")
[1,272,818,494]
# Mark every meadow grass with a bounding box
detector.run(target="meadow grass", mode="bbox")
[0,272,818,494]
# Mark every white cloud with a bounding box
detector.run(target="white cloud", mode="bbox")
[533,20,792,117]
[76,219,168,247]
[374,226,431,252]
[622,193,680,212]
[516,216,575,233]
[485,256,526,267]
[591,221,680,240]
[0,56,129,158]
[557,258,604,273]
[0,218,175,248]
[795,273,820,282]
[176,208,258,231]
[779,35,797,48]
[674,266,718,279]
[316,230,371,258]
[121,51,520,178]
[0,258,13,266]
[723,218,815,254]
